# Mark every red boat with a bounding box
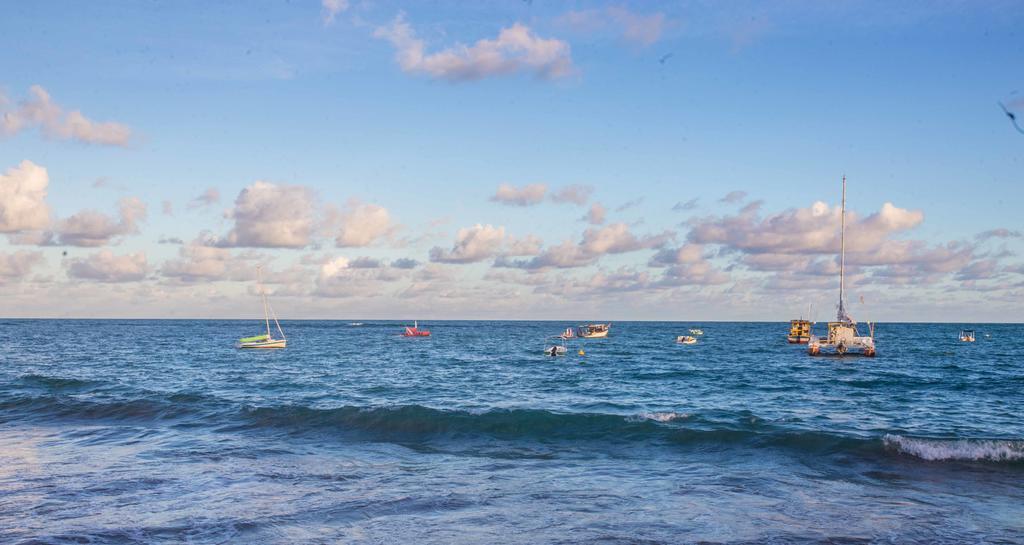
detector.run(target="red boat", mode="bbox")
[403,321,431,337]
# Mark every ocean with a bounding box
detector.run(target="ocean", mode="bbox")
[1,320,1022,544]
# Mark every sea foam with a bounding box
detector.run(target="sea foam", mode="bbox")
[883,434,1024,462]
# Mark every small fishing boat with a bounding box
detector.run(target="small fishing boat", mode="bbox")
[577,323,610,338]
[677,335,697,345]
[689,328,704,336]
[959,330,976,342]
[238,267,286,349]
[403,321,431,337]
[559,327,576,339]
[787,319,812,344]
[544,335,569,356]
[808,176,876,358]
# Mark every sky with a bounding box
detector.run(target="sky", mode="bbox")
[1,0,1023,321]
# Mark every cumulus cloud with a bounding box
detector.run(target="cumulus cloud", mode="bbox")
[314,256,406,298]
[331,201,396,247]
[1,85,132,146]
[550,184,593,205]
[219,181,315,248]
[0,250,44,282]
[161,239,254,282]
[374,14,574,82]
[559,7,669,46]
[498,223,673,269]
[54,197,147,247]
[688,200,923,256]
[0,160,50,233]
[67,250,149,282]
[187,187,221,210]
[321,0,348,25]
[491,183,547,206]
[430,224,509,263]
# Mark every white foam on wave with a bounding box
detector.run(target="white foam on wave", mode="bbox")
[632,411,690,423]
[883,434,1024,462]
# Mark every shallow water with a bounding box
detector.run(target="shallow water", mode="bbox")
[1,320,1022,544]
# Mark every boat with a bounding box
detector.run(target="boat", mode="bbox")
[959,330,976,342]
[689,328,704,336]
[403,321,431,337]
[787,319,812,344]
[677,335,697,345]
[238,267,286,349]
[559,327,576,339]
[577,323,610,338]
[808,176,876,358]
[544,334,569,356]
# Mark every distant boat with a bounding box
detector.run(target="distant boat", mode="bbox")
[559,327,576,339]
[959,330,976,342]
[689,328,704,336]
[808,176,876,358]
[403,321,431,337]
[577,323,610,339]
[348,322,364,326]
[238,267,286,349]
[677,335,697,345]
[787,319,812,344]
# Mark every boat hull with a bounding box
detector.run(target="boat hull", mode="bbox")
[239,339,287,349]
[579,330,609,339]
[787,336,810,344]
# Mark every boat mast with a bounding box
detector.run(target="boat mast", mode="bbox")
[837,175,848,322]
[258,267,271,338]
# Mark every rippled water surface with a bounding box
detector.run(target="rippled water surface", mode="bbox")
[1,320,1022,544]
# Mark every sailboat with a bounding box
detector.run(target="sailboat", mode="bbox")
[808,176,876,358]
[238,267,287,349]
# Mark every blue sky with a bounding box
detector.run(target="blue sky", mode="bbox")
[1,1,1022,320]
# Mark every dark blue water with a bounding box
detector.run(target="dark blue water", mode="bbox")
[1,320,1022,544]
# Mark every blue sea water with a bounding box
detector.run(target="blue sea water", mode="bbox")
[0,320,1022,544]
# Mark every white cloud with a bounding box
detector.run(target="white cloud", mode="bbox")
[220,181,315,248]
[0,250,45,282]
[430,224,510,263]
[321,0,348,25]
[498,223,674,269]
[332,201,395,247]
[54,196,147,247]
[1,85,132,146]
[161,239,257,282]
[0,160,50,233]
[374,14,574,82]
[491,183,547,206]
[550,184,593,205]
[583,202,607,225]
[67,250,149,282]
[314,255,405,298]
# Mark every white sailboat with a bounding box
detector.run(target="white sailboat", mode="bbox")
[808,176,876,358]
[238,267,287,349]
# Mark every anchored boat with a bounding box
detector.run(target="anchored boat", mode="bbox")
[238,267,286,349]
[577,323,610,339]
[403,321,431,337]
[677,335,697,345]
[689,328,704,336]
[788,319,812,344]
[808,176,876,358]
[959,330,976,342]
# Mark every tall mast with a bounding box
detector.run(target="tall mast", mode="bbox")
[837,175,848,322]
[258,266,271,338]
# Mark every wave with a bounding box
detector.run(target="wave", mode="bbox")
[883,434,1024,462]
[3,386,1021,465]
